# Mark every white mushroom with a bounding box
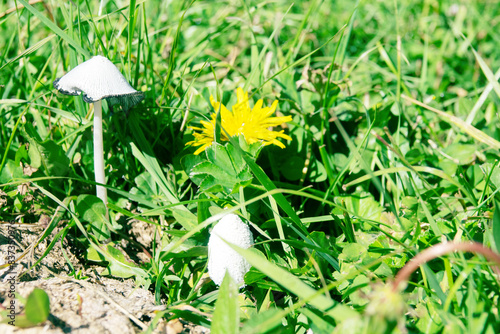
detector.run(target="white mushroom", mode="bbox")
[54,56,144,218]
[208,213,254,287]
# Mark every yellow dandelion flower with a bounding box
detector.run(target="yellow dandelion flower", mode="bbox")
[187,88,292,155]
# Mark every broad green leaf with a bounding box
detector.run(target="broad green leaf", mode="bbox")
[211,273,239,334]
[25,288,50,325]
[373,262,393,277]
[27,139,69,176]
[188,143,253,194]
[339,243,366,262]
[182,153,206,185]
[192,161,242,192]
[0,160,25,184]
[76,194,110,241]
[101,244,148,280]
[308,158,327,183]
[280,155,304,181]
[131,172,158,199]
[340,195,384,222]
[14,143,29,165]
[347,275,370,307]
[86,246,105,262]
[237,135,264,157]
[206,143,244,175]
[241,308,284,334]
[442,144,476,165]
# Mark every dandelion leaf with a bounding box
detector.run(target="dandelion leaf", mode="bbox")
[188,143,253,194]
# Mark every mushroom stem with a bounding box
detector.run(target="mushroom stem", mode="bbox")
[93,100,109,219]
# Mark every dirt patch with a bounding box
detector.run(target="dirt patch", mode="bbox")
[0,220,210,333]
[0,276,157,333]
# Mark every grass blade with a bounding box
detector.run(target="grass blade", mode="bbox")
[211,274,239,334]
[233,246,335,312]
[493,200,500,254]
[402,94,500,150]
[243,4,292,91]
[16,0,90,58]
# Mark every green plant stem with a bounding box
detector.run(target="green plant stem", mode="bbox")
[393,242,500,292]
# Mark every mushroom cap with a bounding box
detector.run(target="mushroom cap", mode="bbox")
[207,213,253,287]
[53,55,144,111]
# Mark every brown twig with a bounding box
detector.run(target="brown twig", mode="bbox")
[393,242,500,292]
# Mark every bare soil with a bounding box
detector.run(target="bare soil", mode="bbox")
[0,219,210,334]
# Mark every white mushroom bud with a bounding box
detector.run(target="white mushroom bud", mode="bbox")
[53,55,143,221]
[208,213,253,287]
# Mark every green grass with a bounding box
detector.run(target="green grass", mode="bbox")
[2,0,500,333]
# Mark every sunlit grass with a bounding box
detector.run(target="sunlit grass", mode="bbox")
[1,0,500,333]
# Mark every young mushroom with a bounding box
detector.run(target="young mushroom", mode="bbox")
[54,55,144,218]
[208,213,254,287]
